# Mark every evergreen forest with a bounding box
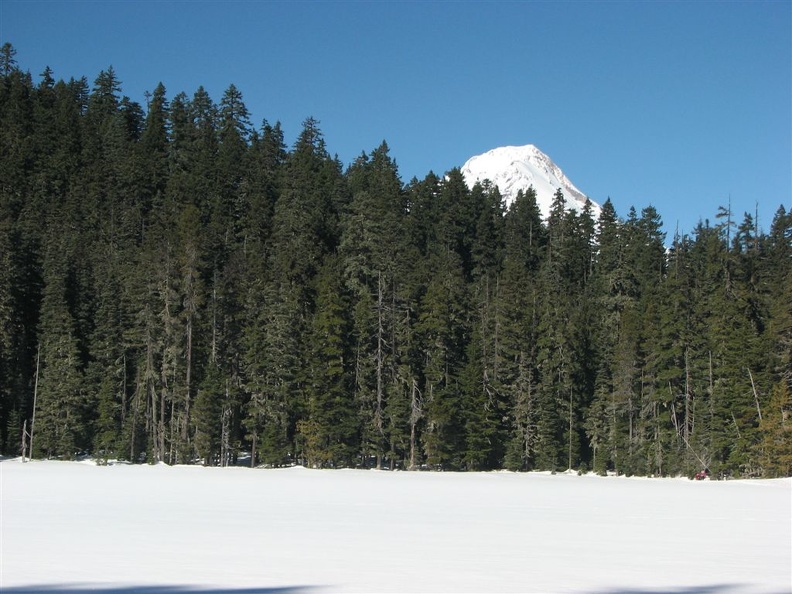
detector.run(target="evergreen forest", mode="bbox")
[1,45,790,477]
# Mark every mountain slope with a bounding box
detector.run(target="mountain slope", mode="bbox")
[461,144,599,219]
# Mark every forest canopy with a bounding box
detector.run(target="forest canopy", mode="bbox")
[1,44,790,477]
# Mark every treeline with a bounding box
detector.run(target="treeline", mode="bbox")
[1,44,790,477]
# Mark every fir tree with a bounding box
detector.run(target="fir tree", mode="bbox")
[300,255,358,467]
[2,47,790,477]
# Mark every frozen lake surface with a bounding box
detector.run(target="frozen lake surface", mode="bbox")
[2,459,790,593]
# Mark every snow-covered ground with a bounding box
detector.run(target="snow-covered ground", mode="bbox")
[2,459,790,594]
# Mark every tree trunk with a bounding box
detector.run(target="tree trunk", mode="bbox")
[375,271,384,469]
[184,312,193,458]
[684,347,691,444]
[409,379,421,470]
[21,420,28,462]
[748,368,762,421]
[29,344,40,459]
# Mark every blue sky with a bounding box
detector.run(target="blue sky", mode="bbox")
[2,0,790,235]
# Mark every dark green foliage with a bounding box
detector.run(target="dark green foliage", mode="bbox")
[1,46,789,476]
[300,255,359,467]
[416,250,469,469]
[34,238,87,458]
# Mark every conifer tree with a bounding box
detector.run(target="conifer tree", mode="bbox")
[462,279,506,470]
[243,119,285,254]
[137,82,169,225]
[0,43,18,77]
[242,280,302,466]
[300,255,358,467]
[86,262,128,461]
[340,142,407,468]
[416,250,468,469]
[34,238,86,458]
[766,207,792,389]
[759,381,792,477]
[3,47,791,477]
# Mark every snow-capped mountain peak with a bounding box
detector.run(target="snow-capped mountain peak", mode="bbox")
[461,145,599,219]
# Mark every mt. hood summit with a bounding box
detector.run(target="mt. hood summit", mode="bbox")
[461,145,599,219]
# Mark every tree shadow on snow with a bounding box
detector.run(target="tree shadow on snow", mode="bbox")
[594,585,787,594]
[1,586,319,594]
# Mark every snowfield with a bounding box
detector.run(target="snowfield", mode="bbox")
[2,459,790,594]
[460,145,600,219]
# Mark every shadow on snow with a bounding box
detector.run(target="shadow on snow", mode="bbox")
[593,585,786,594]
[1,586,319,594]
[5,585,784,594]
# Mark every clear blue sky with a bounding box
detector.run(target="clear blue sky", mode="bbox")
[2,0,790,235]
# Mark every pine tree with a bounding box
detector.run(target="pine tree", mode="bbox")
[340,142,408,468]
[243,119,285,254]
[462,277,506,470]
[0,51,39,454]
[270,117,340,287]
[34,237,86,458]
[211,84,252,258]
[587,199,625,473]
[86,262,128,461]
[435,169,478,279]
[137,82,169,227]
[0,43,18,77]
[300,255,358,467]
[416,250,468,469]
[766,207,792,390]
[759,381,792,477]
[461,181,506,470]
[496,188,545,470]
[173,203,205,462]
[534,190,593,471]
[193,362,225,465]
[242,280,301,467]
[3,46,792,476]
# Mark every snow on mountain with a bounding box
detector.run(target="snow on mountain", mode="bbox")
[461,144,600,219]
